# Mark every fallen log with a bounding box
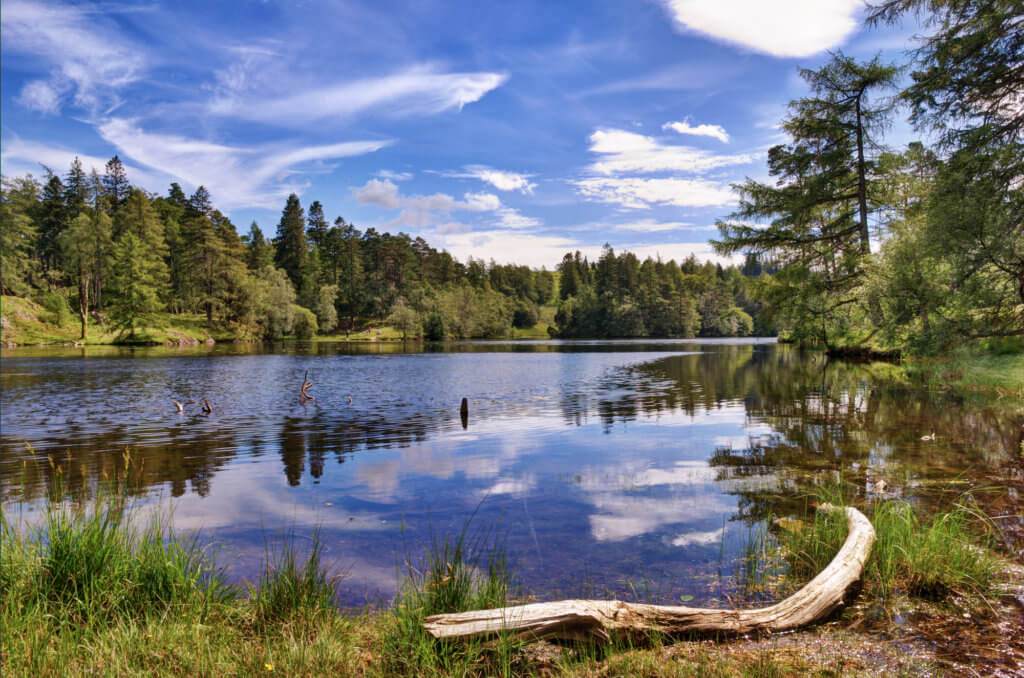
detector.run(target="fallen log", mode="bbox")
[423,504,874,642]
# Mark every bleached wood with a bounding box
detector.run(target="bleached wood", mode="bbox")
[423,504,874,642]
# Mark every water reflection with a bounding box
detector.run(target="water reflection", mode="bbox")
[2,340,1020,604]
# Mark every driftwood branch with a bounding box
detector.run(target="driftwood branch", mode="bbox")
[423,504,874,642]
[300,370,314,402]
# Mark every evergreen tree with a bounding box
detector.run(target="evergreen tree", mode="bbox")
[274,193,308,290]
[110,231,163,338]
[245,222,275,271]
[36,171,68,284]
[714,53,898,347]
[0,176,40,295]
[306,200,329,253]
[118,189,170,297]
[64,157,89,219]
[103,155,130,207]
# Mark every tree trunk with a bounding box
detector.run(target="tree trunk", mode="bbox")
[423,504,874,642]
[78,275,90,340]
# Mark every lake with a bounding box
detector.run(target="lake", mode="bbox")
[2,339,1021,607]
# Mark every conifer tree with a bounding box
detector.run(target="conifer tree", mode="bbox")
[110,231,163,339]
[36,171,69,283]
[103,155,130,207]
[245,222,275,271]
[306,200,329,252]
[274,193,307,290]
[63,157,89,219]
[714,53,898,347]
[119,189,170,290]
[0,176,40,295]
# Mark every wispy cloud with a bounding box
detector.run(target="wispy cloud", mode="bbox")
[2,0,145,114]
[208,64,507,126]
[660,0,862,58]
[574,177,735,209]
[662,120,730,143]
[440,165,537,194]
[576,61,737,97]
[97,118,391,209]
[612,219,693,232]
[375,169,413,181]
[586,129,753,175]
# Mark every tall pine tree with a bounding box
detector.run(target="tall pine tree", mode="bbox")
[274,193,307,290]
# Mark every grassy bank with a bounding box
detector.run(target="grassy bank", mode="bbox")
[2,474,1012,677]
[902,350,1024,395]
[1,296,237,346]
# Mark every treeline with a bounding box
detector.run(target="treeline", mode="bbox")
[714,0,1024,356]
[1,163,764,341]
[553,248,768,338]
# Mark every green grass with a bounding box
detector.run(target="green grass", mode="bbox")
[779,493,1002,607]
[1,295,236,346]
[903,350,1024,395]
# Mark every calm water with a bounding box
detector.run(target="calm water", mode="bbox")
[2,340,1021,606]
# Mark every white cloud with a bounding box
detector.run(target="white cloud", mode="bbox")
[17,80,66,115]
[354,178,402,209]
[375,169,413,181]
[662,120,730,144]
[612,219,693,233]
[435,230,581,268]
[353,179,542,232]
[494,208,541,229]
[661,0,862,58]
[2,0,145,113]
[574,177,736,209]
[209,64,507,126]
[439,165,537,194]
[462,192,502,212]
[586,129,753,175]
[97,118,390,209]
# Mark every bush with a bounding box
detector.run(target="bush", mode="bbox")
[423,310,446,341]
[511,301,539,329]
[42,293,72,328]
[292,305,318,339]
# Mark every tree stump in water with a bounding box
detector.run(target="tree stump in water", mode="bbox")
[423,504,874,642]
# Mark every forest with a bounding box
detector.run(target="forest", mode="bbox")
[0,161,765,344]
[2,0,1022,356]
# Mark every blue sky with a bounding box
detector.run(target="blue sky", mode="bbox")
[1,0,918,268]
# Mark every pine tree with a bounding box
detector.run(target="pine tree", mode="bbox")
[306,200,329,252]
[714,53,898,347]
[0,176,40,296]
[273,193,307,290]
[119,189,170,295]
[103,155,130,207]
[64,157,89,219]
[110,231,163,339]
[36,171,68,284]
[245,222,275,271]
